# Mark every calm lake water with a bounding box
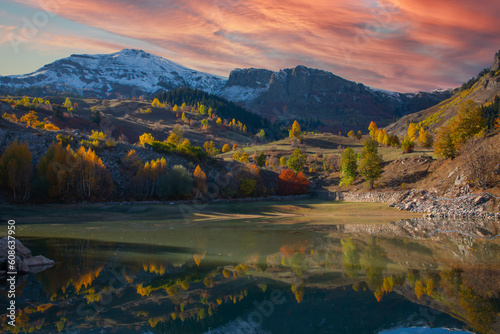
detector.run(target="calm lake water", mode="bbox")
[1,202,499,334]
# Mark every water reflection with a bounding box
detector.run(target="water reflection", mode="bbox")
[1,218,499,334]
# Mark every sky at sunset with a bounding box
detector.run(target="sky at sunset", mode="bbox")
[0,0,499,92]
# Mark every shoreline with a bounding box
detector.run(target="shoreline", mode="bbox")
[2,189,499,220]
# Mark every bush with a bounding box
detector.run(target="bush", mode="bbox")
[401,136,415,153]
[158,165,193,199]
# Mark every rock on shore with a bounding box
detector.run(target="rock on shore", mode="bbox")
[391,189,500,220]
[0,237,55,275]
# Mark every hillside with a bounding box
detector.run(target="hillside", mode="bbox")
[386,50,500,136]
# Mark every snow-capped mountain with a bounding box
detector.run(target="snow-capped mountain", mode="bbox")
[0,49,227,97]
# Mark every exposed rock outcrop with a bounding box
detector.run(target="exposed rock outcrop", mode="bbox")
[220,65,450,131]
[0,237,55,275]
[492,50,500,72]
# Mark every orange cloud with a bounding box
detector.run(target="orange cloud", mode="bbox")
[9,0,500,91]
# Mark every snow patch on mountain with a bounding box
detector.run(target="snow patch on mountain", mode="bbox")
[0,49,227,96]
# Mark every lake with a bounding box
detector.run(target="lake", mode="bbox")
[1,200,499,334]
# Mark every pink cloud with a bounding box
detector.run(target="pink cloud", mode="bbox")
[9,0,500,91]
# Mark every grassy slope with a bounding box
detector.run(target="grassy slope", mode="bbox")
[386,68,500,137]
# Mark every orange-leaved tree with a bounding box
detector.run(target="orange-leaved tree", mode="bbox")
[277,168,310,195]
[193,165,207,194]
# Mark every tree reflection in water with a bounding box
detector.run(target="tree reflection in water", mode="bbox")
[1,231,499,334]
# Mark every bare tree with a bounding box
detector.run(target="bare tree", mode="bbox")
[462,139,499,188]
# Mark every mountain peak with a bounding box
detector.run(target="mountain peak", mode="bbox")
[0,49,226,97]
[116,49,149,56]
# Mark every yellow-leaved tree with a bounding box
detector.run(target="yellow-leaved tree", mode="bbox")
[20,110,38,127]
[289,120,302,141]
[134,158,167,198]
[407,123,418,142]
[417,127,433,148]
[435,100,486,158]
[73,146,114,200]
[139,133,155,146]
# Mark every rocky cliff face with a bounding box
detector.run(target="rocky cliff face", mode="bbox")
[492,50,500,72]
[220,65,450,131]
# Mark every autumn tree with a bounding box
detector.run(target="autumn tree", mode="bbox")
[232,149,249,163]
[222,144,231,153]
[139,133,155,146]
[216,117,223,126]
[417,127,433,148]
[356,130,363,140]
[434,125,455,158]
[259,129,266,139]
[166,132,180,146]
[20,110,38,127]
[368,121,378,138]
[121,149,143,176]
[37,142,75,199]
[358,139,383,189]
[64,97,72,109]
[277,168,310,195]
[134,158,168,198]
[450,100,486,147]
[199,104,207,115]
[401,135,415,153]
[0,140,32,201]
[73,146,114,200]
[289,120,302,141]
[347,130,355,138]
[287,148,307,174]
[407,123,418,142]
[193,165,207,194]
[203,141,219,157]
[339,147,357,187]
[434,100,486,158]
